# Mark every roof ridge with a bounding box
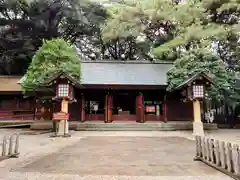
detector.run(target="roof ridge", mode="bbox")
[81,60,173,64]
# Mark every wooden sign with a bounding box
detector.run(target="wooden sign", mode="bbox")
[53,112,69,120]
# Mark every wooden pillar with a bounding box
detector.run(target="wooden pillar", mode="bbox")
[104,92,113,123]
[81,95,85,122]
[104,93,108,123]
[58,98,69,135]
[193,99,204,135]
[136,92,144,123]
[193,99,201,122]
[108,94,113,122]
[163,95,168,123]
[61,98,68,113]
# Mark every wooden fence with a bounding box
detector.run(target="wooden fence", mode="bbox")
[0,134,20,161]
[195,136,240,180]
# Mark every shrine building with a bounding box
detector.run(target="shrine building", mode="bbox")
[0,60,195,122]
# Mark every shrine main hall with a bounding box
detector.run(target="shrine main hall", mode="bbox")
[0,60,195,123]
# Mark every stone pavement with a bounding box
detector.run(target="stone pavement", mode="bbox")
[0,129,235,180]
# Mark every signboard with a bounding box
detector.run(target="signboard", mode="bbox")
[53,112,69,120]
[93,104,99,111]
[90,101,99,112]
[146,106,156,113]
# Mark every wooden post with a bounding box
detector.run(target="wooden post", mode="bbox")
[2,136,7,156]
[206,138,210,161]
[214,140,220,166]
[163,95,168,122]
[209,139,214,162]
[8,135,14,156]
[81,95,85,122]
[108,94,113,122]
[232,144,240,175]
[61,98,69,136]
[202,137,206,159]
[193,99,204,135]
[104,93,109,123]
[226,142,232,172]
[14,135,19,155]
[136,93,144,123]
[220,141,226,169]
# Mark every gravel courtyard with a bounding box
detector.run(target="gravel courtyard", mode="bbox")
[0,130,235,179]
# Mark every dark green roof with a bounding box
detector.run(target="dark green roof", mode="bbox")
[81,61,173,85]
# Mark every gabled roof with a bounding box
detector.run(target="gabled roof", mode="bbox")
[236,79,240,89]
[40,71,81,87]
[81,61,173,86]
[0,76,22,92]
[18,60,173,89]
[175,71,215,90]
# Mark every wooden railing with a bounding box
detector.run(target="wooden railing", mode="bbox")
[1,134,20,161]
[195,136,240,179]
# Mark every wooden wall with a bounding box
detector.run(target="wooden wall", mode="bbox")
[165,91,193,121]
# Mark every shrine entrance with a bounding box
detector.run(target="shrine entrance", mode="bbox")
[112,91,137,121]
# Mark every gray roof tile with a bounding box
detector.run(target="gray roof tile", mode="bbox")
[81,62,172,85]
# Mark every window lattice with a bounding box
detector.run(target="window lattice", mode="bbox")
[193,85,204,98]
[58,84,69,97]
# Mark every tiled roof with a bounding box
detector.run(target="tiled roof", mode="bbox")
[13,61,174,92]
[0,76,22,92]
[236,79,240,89]
[81,61,173,85]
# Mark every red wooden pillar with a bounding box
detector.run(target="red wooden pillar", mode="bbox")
[104,93,108,123]
[136,92,144,123]
[108,94,113,122]
[104,92,113,123]
[163,95,168,123]
[81,95,85,122]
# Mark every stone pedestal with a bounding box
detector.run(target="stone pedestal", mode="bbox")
[57,120,65,136]
[64,120,69,135]
[193,121,204,136]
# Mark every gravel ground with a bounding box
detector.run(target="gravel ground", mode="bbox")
[0,129,236,180]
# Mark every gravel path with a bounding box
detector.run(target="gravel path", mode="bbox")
[0,129,235,180]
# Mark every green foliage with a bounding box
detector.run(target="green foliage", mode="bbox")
[167,46,237,102]
[21,38,81,92]
[0,0,107,75]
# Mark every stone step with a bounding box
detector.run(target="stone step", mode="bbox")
[75,126,177,131]
[30,121,218,131]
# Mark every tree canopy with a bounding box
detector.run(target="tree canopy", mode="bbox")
[21,38,81,92]
[0,0,107,75]
[101,0,240,103]
[0,0,239,103]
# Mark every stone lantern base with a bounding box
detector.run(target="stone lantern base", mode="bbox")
[193,121,204,136]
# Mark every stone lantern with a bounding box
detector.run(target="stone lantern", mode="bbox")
[175,72,214,136]
[44,72,80,137]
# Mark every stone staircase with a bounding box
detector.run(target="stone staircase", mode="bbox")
[75,122,217,131]
[30,121,218,131]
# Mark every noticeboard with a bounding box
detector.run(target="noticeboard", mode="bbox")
[52,112,69,120]
[146,105,156,113]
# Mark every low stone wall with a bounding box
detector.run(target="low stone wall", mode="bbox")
[195,136,240,179]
